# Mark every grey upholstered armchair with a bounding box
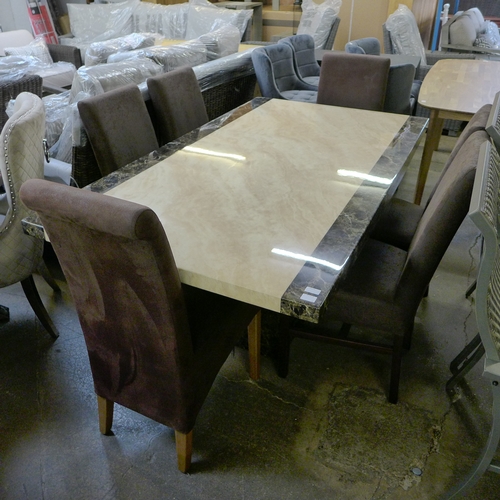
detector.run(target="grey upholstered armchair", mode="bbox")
[251,44,317,102]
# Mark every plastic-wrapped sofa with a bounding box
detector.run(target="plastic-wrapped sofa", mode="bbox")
[60,0,253,60]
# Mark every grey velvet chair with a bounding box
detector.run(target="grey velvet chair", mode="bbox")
[147,66,209,147]
[277,129,489,404]
[0,92,58,338]
[372,103,492,250]
[317,52,390,111]
[344,37,381,55]
[77,84,159,178]
[251,44,318,103]
[444,141,500,498]
[19,179,261,473]
[278,34,321,88]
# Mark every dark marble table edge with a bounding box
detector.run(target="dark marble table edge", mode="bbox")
[23,98,428,323]
[280,114,428,323]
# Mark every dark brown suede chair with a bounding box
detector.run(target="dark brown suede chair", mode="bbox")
[371,103,492,250]
[277,130,490,404]
[77,84,159,178]
[147,66,209,147]
[19,179,261,473]
[316,52,390,111]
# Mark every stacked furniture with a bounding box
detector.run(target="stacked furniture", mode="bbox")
[441,7,500,56]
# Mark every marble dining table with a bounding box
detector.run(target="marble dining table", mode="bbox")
[24,98,427,323]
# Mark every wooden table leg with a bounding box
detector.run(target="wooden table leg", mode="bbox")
[414,109,443,205]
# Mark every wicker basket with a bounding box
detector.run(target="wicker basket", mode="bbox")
[0,74,43,130]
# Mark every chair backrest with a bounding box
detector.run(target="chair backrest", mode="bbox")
[77,83,159,177]
[19,179,197,427]
[0,30,34,56]
[425,103,492,205]
[345,37,381,55]
[0,92,45,286]
[400,130,490,305]
[383,63,416,115]
[469,140,500,363]
[317,52,390,111]
[147,66,209,147]
[486,91,500,152]
[278,34,321,79]
[251,44,314,98]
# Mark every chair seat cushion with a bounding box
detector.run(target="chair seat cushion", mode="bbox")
[303,75,319,87]
[371,198,424,250]
[280,90,317,102]
[323,239,410,332]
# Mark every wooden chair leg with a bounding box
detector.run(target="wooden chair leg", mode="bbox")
[248,310,261,380]
[21,275,59,339]
[97,395,114,435]
[175,430,193,473]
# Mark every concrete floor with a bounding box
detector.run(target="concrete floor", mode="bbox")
[1,134,500,499]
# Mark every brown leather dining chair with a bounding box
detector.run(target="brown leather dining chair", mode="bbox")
[147,66,209,147]
[77,83,159,177]
[20,179,261,473]
[277,129,490,404]
[316,52,390,111]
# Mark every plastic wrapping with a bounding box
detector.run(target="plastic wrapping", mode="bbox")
[4,36,53,65]
[185,0,252,40]
[474,21,500,49]
[0,55,75,89]
[67,0,139,42]
[85,33,159,66]
[197,24,241,60]
[0,56,39,81]
[69,59,163,101]
[107,25,240,66]
[107,41,207,71]
[131,2,189,39]
[297,0,341,50]
[386,4,427,65]
[192,49,254,92]
[41,91,71,150]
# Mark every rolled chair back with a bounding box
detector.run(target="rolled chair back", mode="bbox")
[147,66,209,147]
[77,83,159,177]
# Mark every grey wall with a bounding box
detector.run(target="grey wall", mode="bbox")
[0,0,88,31]
[0,1,31,32]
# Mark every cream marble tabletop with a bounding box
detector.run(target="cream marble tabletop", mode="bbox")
[416,58,500,204]
[99,99,426,322]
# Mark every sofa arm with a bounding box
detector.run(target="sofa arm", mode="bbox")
[48,44,83,68]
